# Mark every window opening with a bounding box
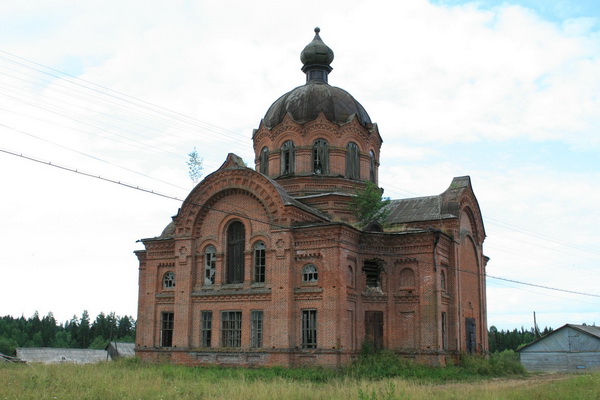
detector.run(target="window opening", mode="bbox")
[346,142,360,179]
[221,311,242,348]
[160,312,174,347]
[253,241,266,283]
[302,264,318,283]
[226,221,245,284]
[312,139,328,174]
[163,272,175,289]
[204,246,216,285]
[440,269,446,292]
[251,310,263,348]
[281,141,295,175]
[369,150,376,182]
[465,317,476,354]
[363,261,381,288]
[260,147,269,175]
[301,309,317,349]
[441,312,448,350]
[201,311,212,347]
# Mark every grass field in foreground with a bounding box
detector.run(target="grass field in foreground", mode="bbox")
[1,360,599,400]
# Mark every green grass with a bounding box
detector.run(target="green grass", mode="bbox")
[1,354,597,400]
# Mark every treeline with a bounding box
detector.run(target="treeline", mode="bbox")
[488,325,553,353]
[0,311,135,356]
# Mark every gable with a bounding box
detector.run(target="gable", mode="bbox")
[520,325,600,353]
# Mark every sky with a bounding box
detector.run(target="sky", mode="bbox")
[0,0,599,331]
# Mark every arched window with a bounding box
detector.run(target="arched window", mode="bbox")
[253,241,266,283]
[163,271,175,288]
[399,268,415,288]
[226,221,245,284]
[346,142,360,179]
[369,150,376,183]
[204,245,216,285]
[440,269,446,292]
[281,141,295,175]
[259,147,269,175]
[302,264,318,283]
[312,139,328,174]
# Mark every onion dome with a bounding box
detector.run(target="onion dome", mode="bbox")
[262,28,372,129]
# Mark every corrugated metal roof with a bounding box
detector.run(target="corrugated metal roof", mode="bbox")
[385,195,456,225]
[16,348,108,364]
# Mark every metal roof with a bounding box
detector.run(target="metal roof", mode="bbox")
[16,348,108,364]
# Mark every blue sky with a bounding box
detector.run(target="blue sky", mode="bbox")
[0,0,598,330]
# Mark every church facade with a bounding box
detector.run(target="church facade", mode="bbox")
[134,29,488,367]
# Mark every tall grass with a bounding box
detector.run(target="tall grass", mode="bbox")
[3,352,596,400]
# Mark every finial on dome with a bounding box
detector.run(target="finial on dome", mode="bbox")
[301,27,334,83]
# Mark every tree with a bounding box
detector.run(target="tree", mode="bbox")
[187,147,204,184]
[349,181,391,226]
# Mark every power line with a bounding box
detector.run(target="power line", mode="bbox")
[2,147,599,301]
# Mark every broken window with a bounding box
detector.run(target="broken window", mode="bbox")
[301,309,317,349]
[221,311,242,348]
[201,311,212,347]
[312,139,329,174]
[281,140,295,175]
[346,142,360,179]
[253,241,266,283]
[363,261,381,288]
[226,221,245,284]
[160,312,174,347]
[163,271,175,289]
[260,146,269,175]
[251,310,263,348]
[369,150,376,183]
[204,246,216,285]
[302,264,318,283]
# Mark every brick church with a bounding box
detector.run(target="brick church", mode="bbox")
[134,28,488,367]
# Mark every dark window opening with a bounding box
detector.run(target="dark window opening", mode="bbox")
[442,312,448,350]
[251,310,263,348]
[363,261,381,288]
[369,150,376,183]
[312,139,328,175]
[226,221,245,284]
[260,146,269,175]
[201,311,212,347]
[221,311,242,348]
[301,309,317,349]
[161,312,174,347]
[253,241,266,283]
[346,142,360,179]
[281,141,295,175]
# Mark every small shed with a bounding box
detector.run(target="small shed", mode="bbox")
[16,348,108,364]
[518,324,600,372]
[106,342,135,359]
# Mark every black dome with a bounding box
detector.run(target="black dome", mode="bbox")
[263,81,372,128]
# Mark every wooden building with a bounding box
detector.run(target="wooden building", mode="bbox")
[134,28,488,367]
[519,324,600,372]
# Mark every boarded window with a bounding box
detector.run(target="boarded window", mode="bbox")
[346,142,360,179]
[251,310,263,348]
[302,264,318,283]
[226,221,245,284]
[253,241,266,283]
[221,311,242,348]
[204,246,216,285]
[259,146,269,175]
[312,139,329,174]
[301,309,317,349]
[281,141,295,175]
[160,312,174,347]
[201,311,212,347]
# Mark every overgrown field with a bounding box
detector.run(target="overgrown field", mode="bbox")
[1,354,599,400]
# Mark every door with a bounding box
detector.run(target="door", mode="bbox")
[365,311,384,350]
[465,318,476,353]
